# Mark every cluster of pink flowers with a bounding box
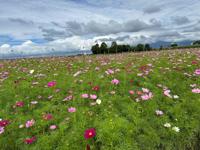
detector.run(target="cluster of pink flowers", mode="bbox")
[129,88,153,102]
[140,88,153,101]
[81,94,97,100]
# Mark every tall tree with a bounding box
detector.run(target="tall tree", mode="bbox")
[110,41,118,53]
[144,44,151,51]
[91,43,99,54]
[100,42,108,54]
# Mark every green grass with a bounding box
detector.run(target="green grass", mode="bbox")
[0,49,200,150]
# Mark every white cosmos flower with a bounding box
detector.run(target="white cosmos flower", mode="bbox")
[172,126,180,132]
[19,124,24,128]
[173,95,179,99]
[164,123,171,128]
[30,70,35,74]
[31,101,38,105]
[96,99,101,105]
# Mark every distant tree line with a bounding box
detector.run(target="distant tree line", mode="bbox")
[91,41,152,54]
[91,40,200,54]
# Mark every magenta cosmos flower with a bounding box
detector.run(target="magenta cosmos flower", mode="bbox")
[68,107,76,113]
[194,69,200,75]
[0,120,10,127]
[84,128,96,139]
[111,79,120,85]
[24,136,36,144]
[43,114,53,120]
[15,101,24,107]
[47,81,56,87]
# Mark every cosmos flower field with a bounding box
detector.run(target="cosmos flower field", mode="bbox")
[0,49,200,150]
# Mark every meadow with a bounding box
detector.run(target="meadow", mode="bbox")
[0,49,200,150]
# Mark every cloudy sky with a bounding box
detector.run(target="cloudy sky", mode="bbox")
[0,0,200,56]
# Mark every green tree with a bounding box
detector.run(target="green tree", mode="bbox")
[192,40,200,45]
[171,43,178,48]
[91,43,100,54]
[135,44,144,52]
[110,41,118,53]
[100,42,108,54]
[144,44,151,51]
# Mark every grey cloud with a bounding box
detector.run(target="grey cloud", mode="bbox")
[65,19,161,35]
[40,19,162,40]
[40,28,72,41]
[143,6,161,14]
[8,18,34,25]
[171,16,190,25]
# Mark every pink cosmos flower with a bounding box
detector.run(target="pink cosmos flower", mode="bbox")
[155,110,164,116]
[142,88,149,93]
[24,136,36,144]
[50,125,57,130]
[141,92,153,101]
[163,90,172,98]
[47,81,56,87]
[84,128,96,139]
[129,90,135,95]
[82,94,89,99]
[0,127,4,134]
[111,79,120,85]
[105,69,114,75]
[194,69,200,75]
[25,119,35,128]
[15,101,24,107]
[68,107,76,113]
[90,94,97,100]
[192,88,200,94]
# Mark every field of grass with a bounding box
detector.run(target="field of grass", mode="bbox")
[0,49,200,150]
